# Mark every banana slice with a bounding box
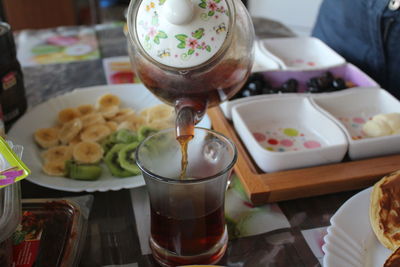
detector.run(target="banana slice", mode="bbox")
[80,113,106,128]
[117,121,137,132]
[98,105,119,119]
[97,93,121,108]
[80,124,111,142]
[58,107,81,124]
[42,161,67,176]
[106,121,118,132]
[117,116,145,131]
[59,118,83,144]
[68,134,82,146]
[111,108,135,123]
[53,123,63,130]
[34,128,60,148]
[140,104,174,124]
[42,145,73,163]
[148,120,174,130]
[77,104,95,116]
[125,113,145,123]
[73,141,104,164]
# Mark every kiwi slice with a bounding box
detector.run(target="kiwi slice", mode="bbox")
[139,130,173,157]
[108,131,119,143]
[115,129,138,143]
[100,137,116,154]
[100,131,120,154]
[118,142,141,175]
[65,160,102,180]
[105,144,135,178]
[138,126,158,141]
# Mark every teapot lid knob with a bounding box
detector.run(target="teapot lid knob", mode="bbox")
[163,0,194,25]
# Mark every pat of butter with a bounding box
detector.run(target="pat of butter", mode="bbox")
[374,113,400,131]
[363,112,400,137]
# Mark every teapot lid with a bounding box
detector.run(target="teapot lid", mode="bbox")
[129,0,231,68]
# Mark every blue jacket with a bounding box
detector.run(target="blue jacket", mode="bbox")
[312,0,400,99]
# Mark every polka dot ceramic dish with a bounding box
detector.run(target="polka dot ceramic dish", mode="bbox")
[310,87,400,160]
[252,127,323,153]
[231,96,348,173]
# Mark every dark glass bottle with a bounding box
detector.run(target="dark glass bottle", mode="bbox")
[0,22,27,131]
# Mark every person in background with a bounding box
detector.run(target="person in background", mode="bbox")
[312,0,400,99]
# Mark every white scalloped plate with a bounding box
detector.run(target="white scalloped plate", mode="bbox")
[8,84,211,192]
[323,187,392,266]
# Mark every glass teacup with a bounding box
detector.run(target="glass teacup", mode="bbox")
[136,127,237,266]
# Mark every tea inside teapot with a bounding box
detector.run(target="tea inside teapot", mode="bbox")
[127,0,254,178]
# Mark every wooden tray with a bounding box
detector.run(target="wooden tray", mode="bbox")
[208,106,400,205]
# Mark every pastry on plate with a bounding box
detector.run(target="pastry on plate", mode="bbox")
[370,170,400,251]
[384,246,400,267]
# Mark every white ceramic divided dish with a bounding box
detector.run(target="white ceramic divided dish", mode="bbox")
[258,37,346,71]
[310,87,400,160]
[252,39,281,72]
[232,96,348,173]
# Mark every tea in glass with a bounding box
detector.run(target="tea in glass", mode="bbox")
[136,128,237,266]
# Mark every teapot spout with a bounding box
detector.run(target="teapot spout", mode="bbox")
[175,106,195,140]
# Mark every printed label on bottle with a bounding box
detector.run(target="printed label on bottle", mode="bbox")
[2,71,17,90]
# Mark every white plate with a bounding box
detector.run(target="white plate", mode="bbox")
[323,187,391,267]
[8,84,211,192]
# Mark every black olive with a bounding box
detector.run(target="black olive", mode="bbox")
[236,80,262,98]
[281,78,298,93]
[307,86,324,93]
[307,77,320,89]
[262,87,279,94]
[249,80,264,94]
[332,78,347,90]
[232,73,269,99]
[248,73,266,84]
[318,77,332,89]
[240,89,254,97]
[323,71,334,83]
[307,72,336,92]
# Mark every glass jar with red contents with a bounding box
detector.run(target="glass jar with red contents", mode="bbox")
[0,183,21,267]
[0,141,22,267]
[0,139,30,267]
[12,198,89,267]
